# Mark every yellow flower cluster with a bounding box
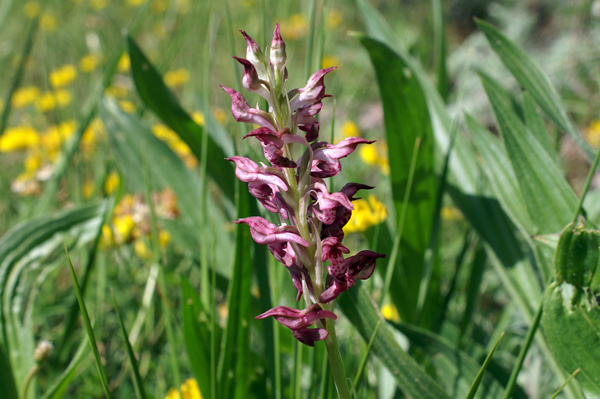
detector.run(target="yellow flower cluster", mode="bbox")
[164,378,203,399]
[164,68,190,88]
[49,64,77,88]
[79,54,100,73]
[585,119,600,148]
[280,14,308,40]
[343,195,387,234]
[100,189,178,257]
[152,124,197,168]
[341,121,390,175]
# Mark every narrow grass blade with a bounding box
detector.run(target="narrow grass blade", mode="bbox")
[65,248,112,399]
[551,369,581,399]
[40,337,88,399]
[111,291,147,399]
[338,285,452,399]
[182,277,215,399]
[0,16,38,136]
[431,0,448,101]
[353,320,381,388]
[475,19,594,160]
[126,36,234,199]
[465,332,504,399]
[357,32,437,323]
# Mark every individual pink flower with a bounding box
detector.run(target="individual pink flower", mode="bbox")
[220,85,276,130]
[310,137,375,178]
[235,216,309,247]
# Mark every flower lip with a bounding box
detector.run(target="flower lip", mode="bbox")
[236,216,310,247]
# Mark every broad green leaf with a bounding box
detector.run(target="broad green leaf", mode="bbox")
[127,36,235,199]
[357,33,437,323]
[542,223,600,397]
[0,202,106,390]
[476,19,594,160]
[66,249,113,399]
[182,277,215,399]
[0,344,18,399]
[338,284,452,399]
[391,322,525,399]
[522,91,555,159]
[480,73,578,235]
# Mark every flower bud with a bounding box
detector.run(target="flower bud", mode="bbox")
[270,23,287,72]
[240,30,268,81]
[34,340,53,363]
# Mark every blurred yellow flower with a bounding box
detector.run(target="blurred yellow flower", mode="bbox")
[79,54,99,73]
[152,124,197,168]
[159,230,171,247]
[343,195,387,234]
[23,1,41,18]
[39,13,57,31]
[164,68,190,88]
[381,304,400,322]
[326,10,343,29]
[165,378,203,399]
[151,0,167,13]
[114,214,135,244]
[321,55,340,69]
[192,111,205,126]
[117,54,130,73]
[341,120,360,138]
[105,171,120,195]
[0,126,39,152]
[40,120,77,160]
[213,108,227,125]
[36,90,71,112]
[83,180,95,199]
[359,142,389,175]
[105,85,129,99]
[440,206,463,222]
[11,86,40,109]
[127,0,147,6]
[82,118,106,153]
[119,100,136,113]
[280,14,308,40]
[90,0,108,10]
[134,239,151,259]
[585,119,600,148]
[49,64,77,88]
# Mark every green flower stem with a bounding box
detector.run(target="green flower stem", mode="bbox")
[323,317,352,399]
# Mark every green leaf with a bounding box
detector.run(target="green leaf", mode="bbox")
[475,19,594,160]
[182,277,215,399]
[112,292,147,399]
[66,249,113,399]
[480,73,578,235]
[0,344,18,399]
[465,332,504,399]
[542,223,600,397]
[356,33,437,323]
[127,36,235,199]
[522,91,555,159]
[338,284,451,399]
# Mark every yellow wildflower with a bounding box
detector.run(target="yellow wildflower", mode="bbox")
[321,55,340,70]
[381,304,400,322]
[326,10,343,29]
[24,153,42,176]
[119,100,136,113]
[127,0,147,6]
[105,85,129,99]
[117,54,130,72]
[134,239,151,259]
[113,214,135,244]
[36,90,72,111]
[100,224,115,247]
[343,195,387,234]
[151,0,167,13]
[39,13,57,31]
[79,54,99,73]
[164,68,190,88]
[82,118,105,153]
[359,142,389,175]
[90,0,108,10]
[440,206,463,222]
[105,171,120,195]
[11,86,40,109]
[49,64,77,88]
[23,1,41,18]
[164,378,203,399]
[152,124,197,168]
[192,111,205,126]
[585,119,600,148]
[341,120,360,138]
[83,180,95,199]
[159,230,171,247]
[0,126,39,152]
[213,108,227,125]
[280,14,308,40]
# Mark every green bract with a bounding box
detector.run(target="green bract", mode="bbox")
[542,222,600,397]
